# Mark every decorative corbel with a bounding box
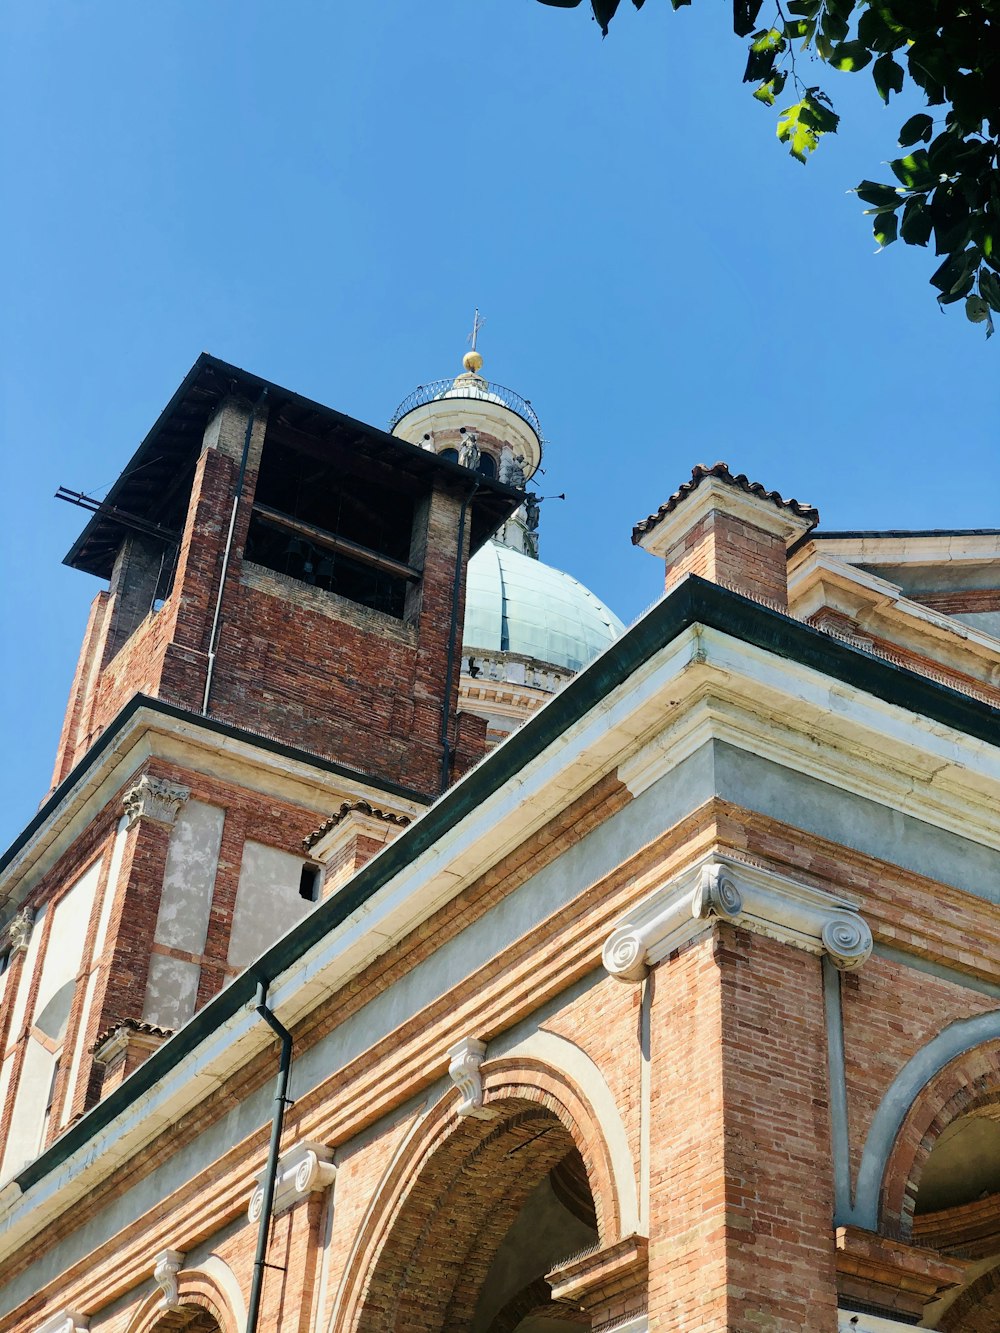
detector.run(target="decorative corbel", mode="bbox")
[247,1140,337,1222]
[153,1249,185,1311]
[123,775,190,828]
[35,1312,90,1333]
[447,1037,497,1120]
[603,855,873,983]
[7,906,34,954]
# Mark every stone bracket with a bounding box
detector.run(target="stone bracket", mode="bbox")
[123,775,190,828]
[548,1234,649,1323]
[247,1140,337,1222]
[35,1313,90,1333]
[602,854,873,983]
[836,1225,968,1323]
[7,906,34,954]
[447,1037,498,1120]
[153,1249,185,1311]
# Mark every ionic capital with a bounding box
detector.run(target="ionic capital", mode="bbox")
[247,1140,336,1222]
[35,1313,90,1333]
[602,855,872,983]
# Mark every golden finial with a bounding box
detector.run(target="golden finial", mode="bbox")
[463,308,485,374]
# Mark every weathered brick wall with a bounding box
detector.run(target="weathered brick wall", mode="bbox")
[662,511,790,608]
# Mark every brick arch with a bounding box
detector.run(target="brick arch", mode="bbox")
[125,1270,238,1333]
[333,1055,623,1333]
[879,1040,1000,1238]
[940,1262,1000,1332]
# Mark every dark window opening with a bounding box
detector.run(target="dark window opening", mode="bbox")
[477,453,497,480]
[245,438,420,619]
[299,864,322,901]
[440,447,459,463]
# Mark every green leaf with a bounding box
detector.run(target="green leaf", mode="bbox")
[874,211,898,248]
[930,249,978,298]
[966,294,990,323]
[799,91,839,133]
[898,113,934,147]
[733,0,765,37]
[856,180,901,207]
[821,10,850,43]
[786,0,821,14]
[900,195,933,246]
[873,53,904,103]
[889,150,937,190]
[753,71,787,105]
[744,27,786,82]
[979,270,1000,313]
[591,0,621,34]
[777,100,819,162]
[829,40,872,71]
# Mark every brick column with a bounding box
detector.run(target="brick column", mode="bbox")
[648,926,838,1331]
[633,463,818,611]
[86,776,189,1102]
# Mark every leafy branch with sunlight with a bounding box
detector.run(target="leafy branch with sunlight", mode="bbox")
[537,0,1000,335]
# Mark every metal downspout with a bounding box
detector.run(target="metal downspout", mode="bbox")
[202,388,268,715]
[246,981,293,1333]
[439,480,478,793]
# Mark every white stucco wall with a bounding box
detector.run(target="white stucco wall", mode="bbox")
[227,841,310,972]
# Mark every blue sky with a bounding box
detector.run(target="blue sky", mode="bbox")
[2,1,998,851]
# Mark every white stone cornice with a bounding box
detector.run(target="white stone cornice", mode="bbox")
[35,1312,89,1333]
[123,775,190,828]
[602,855,873,983]
[153,1249,184,1311]
[247,1140,336,1222]
[447,1037,498,1119]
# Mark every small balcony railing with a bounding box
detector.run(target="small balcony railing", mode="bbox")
[389,378,542,440]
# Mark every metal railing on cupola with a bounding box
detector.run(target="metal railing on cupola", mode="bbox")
[388,378,544,441]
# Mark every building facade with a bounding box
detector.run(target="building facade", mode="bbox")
[1,356,1000,1333]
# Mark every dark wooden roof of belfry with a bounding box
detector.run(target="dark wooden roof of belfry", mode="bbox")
[65,352,525,579]
[632,461,819,544]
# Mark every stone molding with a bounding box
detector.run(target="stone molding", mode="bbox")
[123,775,190,829]
[35,1313,90,1333]
[447,1037,497,1120]
[7,906,34,953]
[547,1234,649,1323]
[153,1249,185,1311]
[602,855,873,983]
[836,1226,967,1323]
[247,1140,337,1222]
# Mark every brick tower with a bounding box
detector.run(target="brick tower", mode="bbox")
[0,353,519,1175]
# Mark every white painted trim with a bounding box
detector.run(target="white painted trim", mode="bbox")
[35,1312,89,1333]
[447,1038,496,1120]
[602,854,872,983]
[838,1311,938,1333]
[503,1028,642,1237]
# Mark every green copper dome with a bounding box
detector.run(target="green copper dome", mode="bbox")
[463,540,625,673]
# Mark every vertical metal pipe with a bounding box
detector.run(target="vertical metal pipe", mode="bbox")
[439,480,478,792]
[246,981,293,1333]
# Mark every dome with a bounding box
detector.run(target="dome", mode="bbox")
[463,540,625,673]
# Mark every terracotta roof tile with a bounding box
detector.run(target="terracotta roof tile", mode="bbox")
[304,800,411,850]
[90,1018,173,1053]
[632,462,818,544]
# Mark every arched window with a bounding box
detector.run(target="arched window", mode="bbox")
[439,447,459,463]
[477,453,497,480]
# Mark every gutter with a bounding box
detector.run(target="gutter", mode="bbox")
[14,574,1000,1194]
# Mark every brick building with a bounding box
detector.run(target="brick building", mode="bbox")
[1,350,1000,1333]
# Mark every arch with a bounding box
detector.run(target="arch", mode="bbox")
[940,1262,1000,1332]
[125,1266,239,1333]
[848,1010,1000,1232]
[332,1049,632,1333]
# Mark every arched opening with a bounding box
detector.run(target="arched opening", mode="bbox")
[148,1308,222,1333]
[355,1103,599,1333]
